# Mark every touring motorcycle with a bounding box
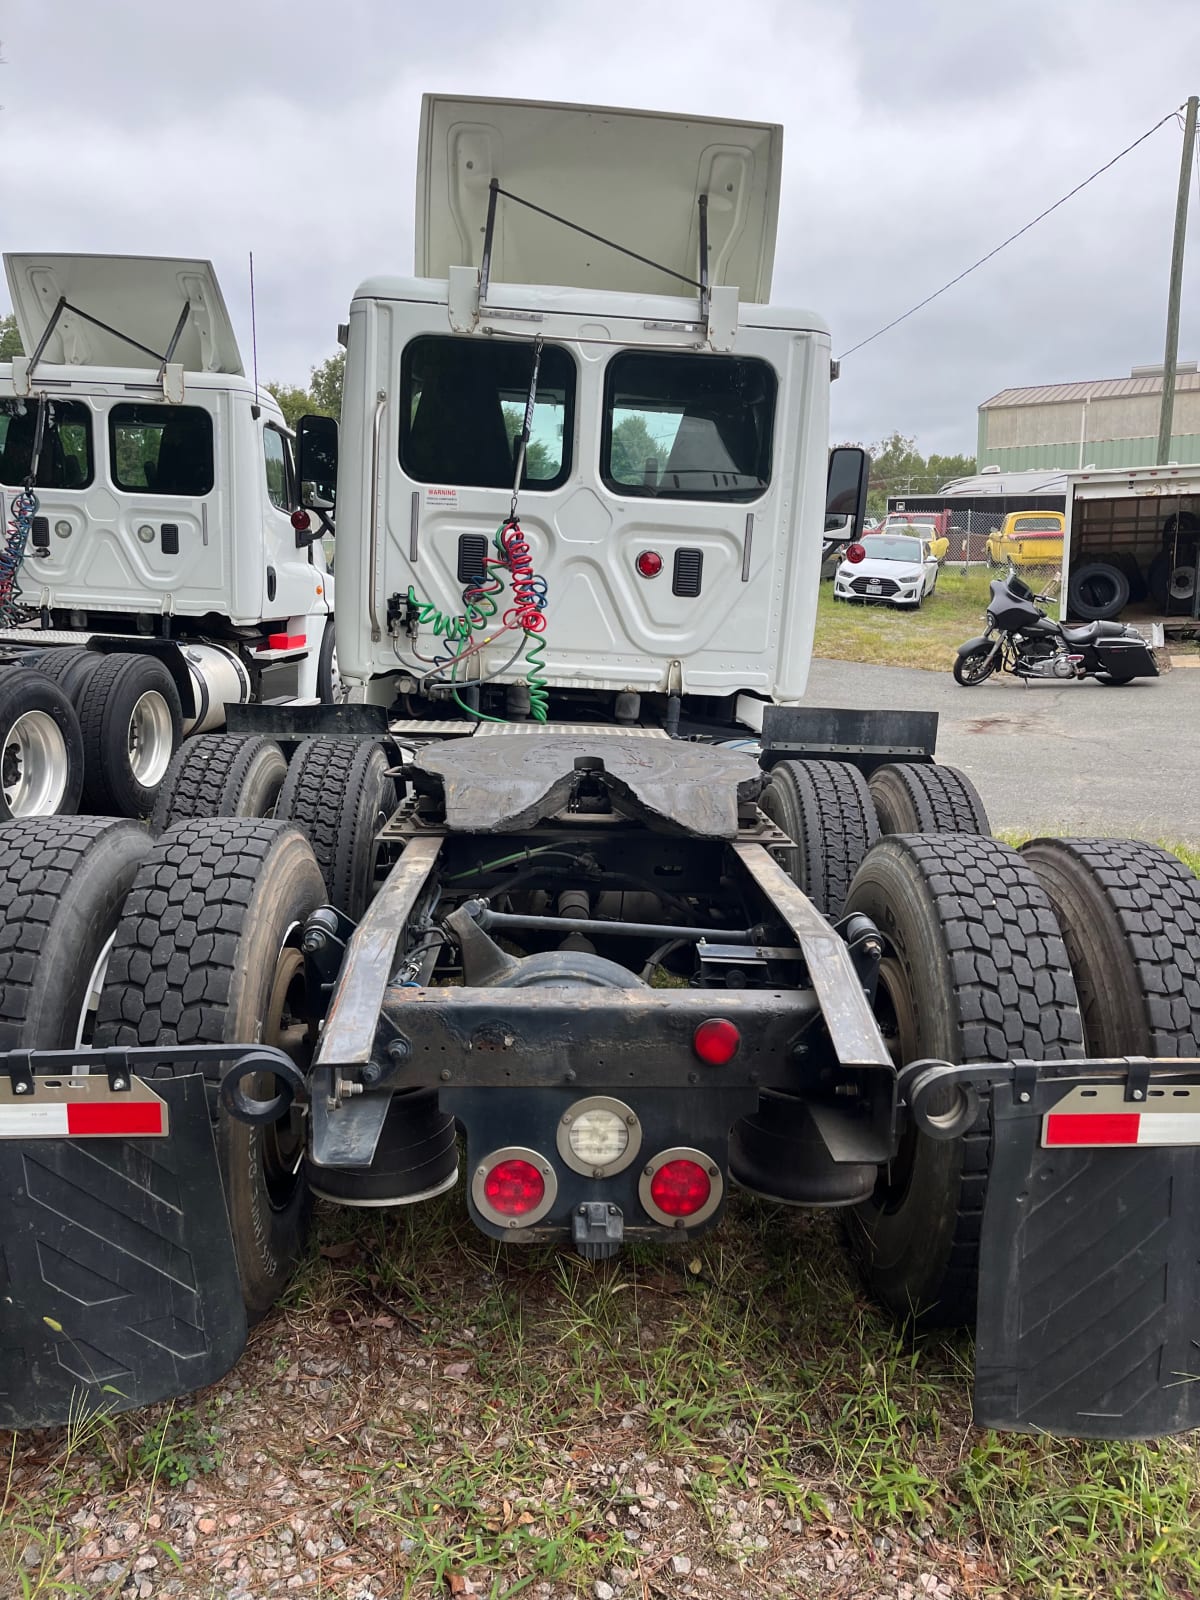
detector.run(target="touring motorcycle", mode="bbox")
[954,574,1158,687]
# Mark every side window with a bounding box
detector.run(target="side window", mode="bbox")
[109,404,214,496]
[400,336,574,490]
[602,351,777,502]
[0,399,94,489]
[264,426,293,510]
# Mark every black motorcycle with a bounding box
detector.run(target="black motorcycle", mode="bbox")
[954,574,1159,687]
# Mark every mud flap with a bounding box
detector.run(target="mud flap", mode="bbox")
[970,1071,1200,1439]
[0,1075,246,1429]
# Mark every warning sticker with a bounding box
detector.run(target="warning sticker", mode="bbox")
[425,487,458,509]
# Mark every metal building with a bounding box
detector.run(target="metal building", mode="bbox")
[978,362,1200,471]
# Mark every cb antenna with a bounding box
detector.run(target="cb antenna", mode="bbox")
[249,250,261,419]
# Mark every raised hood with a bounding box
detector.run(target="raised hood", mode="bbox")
[4,254,243,374]
[416,95,782,303]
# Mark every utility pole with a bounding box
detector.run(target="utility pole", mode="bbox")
[1157,95,1198,464]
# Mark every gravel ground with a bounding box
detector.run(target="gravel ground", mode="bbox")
[2,1198,1020,1600]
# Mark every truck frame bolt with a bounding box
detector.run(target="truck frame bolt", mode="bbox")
[439,1069,451,1082]
[388,1038,411,1061]
[1019,1091,1031,1103]
[1132,1089,1145,1101]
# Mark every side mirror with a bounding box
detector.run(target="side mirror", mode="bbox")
[826,446,868,539]
[298,414,338,513]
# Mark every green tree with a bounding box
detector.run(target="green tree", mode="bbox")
[837,431,976,516]
[310,351,345,419]
[610,413,661,485]
[264,382,314,430]
[1,312,23,359]
[265,350,344,431]
[500,404,554,480]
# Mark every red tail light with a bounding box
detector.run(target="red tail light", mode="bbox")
[649,1159,711,1216]
[693,1018,740,1065]
[636,550,663,578]
[845,542,866,564]
[483,1158,545,1216]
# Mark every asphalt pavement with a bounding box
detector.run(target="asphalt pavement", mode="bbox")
[804,655,1200,846]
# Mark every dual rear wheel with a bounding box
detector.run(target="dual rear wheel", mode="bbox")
[0,731,399,1320]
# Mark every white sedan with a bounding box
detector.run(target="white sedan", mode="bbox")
[833,534,940,609]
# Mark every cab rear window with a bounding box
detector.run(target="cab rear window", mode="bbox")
[1012,515,1061,532]
[109,404,214,496]
[602,351,776,502]
[0,399,93,488]
[400,336,574,490]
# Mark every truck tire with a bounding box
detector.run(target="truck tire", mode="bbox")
[0,668,85,820]
[842,835,1083,1325]
[1021,838,1200,1057]
[1067,561,1129,622]
[151,733,288,833]
[27,647,105,705]
[93,818,326,1319]
[276,738,395,919]
[0,816,152,1049]
[757,758,879,919]
[78,653,183,818]
[868,761,990,836]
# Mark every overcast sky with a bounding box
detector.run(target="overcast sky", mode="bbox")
[3,0,1198,455]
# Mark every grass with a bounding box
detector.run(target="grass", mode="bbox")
[813,567,996,672]
[5,1193,1198,1598]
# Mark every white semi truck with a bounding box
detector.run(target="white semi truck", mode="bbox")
[1,97,1198,1444]
[0,253,337,819]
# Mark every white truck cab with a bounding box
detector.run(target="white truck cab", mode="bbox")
[327,96,864,733]
[0,254,336,715]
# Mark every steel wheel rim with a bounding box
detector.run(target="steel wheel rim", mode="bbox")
[76,932,117,1048]
[259,942,312,1209]
[2,710,68,816]
[127,691,174,786]
[872,952,923,1215]
[961,647,993,684]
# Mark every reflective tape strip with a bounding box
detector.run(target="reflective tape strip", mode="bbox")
[0,1100,165,1138]
[0,1103,69,1137]
[1043,1110,1200,1147]
[66,1100,165,1137]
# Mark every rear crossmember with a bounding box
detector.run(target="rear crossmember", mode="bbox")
[2,1045,1198,1440]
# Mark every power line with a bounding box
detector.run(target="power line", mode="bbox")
[838,104,1188,361]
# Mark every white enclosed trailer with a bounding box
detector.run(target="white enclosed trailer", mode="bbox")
[1059,462,1200,625]
[0,254,336,817]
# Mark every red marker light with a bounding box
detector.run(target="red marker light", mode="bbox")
[291,509,312,532]
[693,1018,741,1065]
[649,1159,711,1217]
[636,550,664,578]
[483,1158,546,1216]
[845,542,867,565]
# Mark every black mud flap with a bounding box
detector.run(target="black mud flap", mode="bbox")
[0,1075,246,1429]
[908,1061,1200,1439]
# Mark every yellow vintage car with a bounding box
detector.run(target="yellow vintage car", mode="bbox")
[986,511,1065,568]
